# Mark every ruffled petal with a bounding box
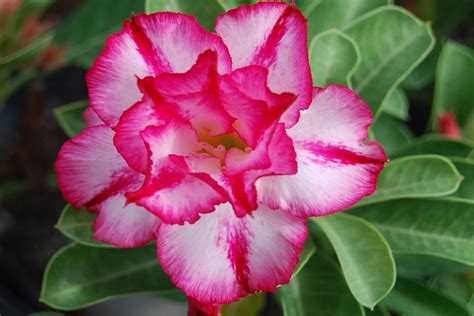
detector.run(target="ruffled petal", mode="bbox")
[140,50,235,137]
[156,203,307,304]
[55,125,159,247]
[87,12,232,127]
[223,123,297,217]
[215,2,312,127]
[257,86,387,217]
[93,194,160,247]
[219,66,295,148]
[55,125,134,208]
[128,121,226,224]
[113,96,164,173]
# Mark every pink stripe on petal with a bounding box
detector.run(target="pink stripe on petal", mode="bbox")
[143,50,235,137]
[87,12,232,127]
[216,2,312,127]
[114,96,164,173]
[157,203,307,304]
[55,125,136,208]
[257,85,387,217]
[128,122,226,224]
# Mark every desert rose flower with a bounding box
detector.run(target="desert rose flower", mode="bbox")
[55,2,387,315]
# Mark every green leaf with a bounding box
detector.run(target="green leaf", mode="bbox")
[402,42,442,90]
[312,214,395,308]
[450,158,474,201]
[222,293,265,316]
[277,254,364,316]
[40,243,175,310]
[352,198,474,265]
[393,135,474,158]
[383,278,470,316]
[355,155,462,207]
[53,100,89,138]
[431,42,474,136]
[307,0,389,40]
[145,0,224,31]
[309,29,360,87]
[396,254,469,279]
[372,115,414,157]
[344,6,435,117]
[381,88,409,121]
[0,33,54,67]
[55,0,144,68]
[56,204,112,248]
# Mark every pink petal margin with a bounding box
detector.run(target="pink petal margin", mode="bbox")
[215,2,312,127]
[256,85,387,217]
[156,203,307,304]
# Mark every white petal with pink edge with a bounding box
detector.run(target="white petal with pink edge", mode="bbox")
[87,12,232,127]
[55,125,133,208]
[113,96,164,173]
[93,194,160,248]
[157,203,307,304]
[215,2,312,127]
[256,85,387,217]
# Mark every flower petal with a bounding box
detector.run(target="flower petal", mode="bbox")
[87,12,232,127]
[140,50,235,137]
[128,121,226,224]
[83,107,103,127]
[215,2,312,127]
[257,86,387,217]
[93,194,160,248]
[219,66,295,148]
[55,125,136,209]
[223,123,297,217]
[157,203,307,304]
[113,96,164,173]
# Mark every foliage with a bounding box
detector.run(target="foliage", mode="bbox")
[43,0,474,314]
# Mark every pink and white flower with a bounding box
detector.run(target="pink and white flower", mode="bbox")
[55,2,386,315]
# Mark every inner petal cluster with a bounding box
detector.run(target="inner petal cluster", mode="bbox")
[119,49,297,224]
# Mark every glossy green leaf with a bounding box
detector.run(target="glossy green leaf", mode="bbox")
[402,42,441,90]
[355,155,462,207]
[29,312,64,316]
[381,88,409,121]
[344,6,435,117]
[307,0,389,40]
[40,243,174,310]
[309,29,360,87]
[372,115,414,157]
[393,135,474,158]
[145,0,224,31]
[55,0,144,68]
[56,204,112,248]
[277,254,364,316]
[352,198,474,265]
[312,214,395,308]
[383,278,470,316]
[222,293,265,316]
[431,42,474,135]
[53,100,88,138]
[450,158,474,201]
[395,254,469,279]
